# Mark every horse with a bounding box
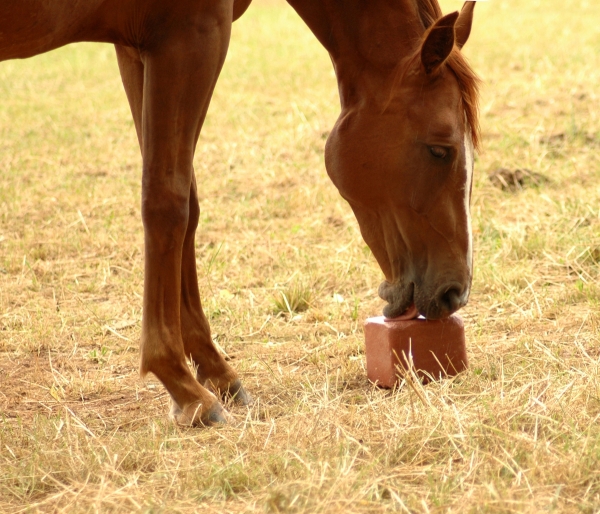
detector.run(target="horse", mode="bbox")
[0,0,480,426]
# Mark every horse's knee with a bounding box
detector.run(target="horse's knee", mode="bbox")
[141,175,190,237]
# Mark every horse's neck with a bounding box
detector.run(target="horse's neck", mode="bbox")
[288,0,428,106]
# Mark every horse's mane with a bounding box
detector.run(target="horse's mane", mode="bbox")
[416,0,443,26]
[416,0,481,151]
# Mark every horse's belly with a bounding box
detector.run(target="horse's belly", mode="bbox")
[0,0,103,60]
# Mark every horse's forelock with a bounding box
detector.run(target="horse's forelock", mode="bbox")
[395,47,481,152]
[414,0,481,151]
[447,50,481,152]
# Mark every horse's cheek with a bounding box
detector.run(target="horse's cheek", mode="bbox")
[325,125,372,206]
[324,126,352,196]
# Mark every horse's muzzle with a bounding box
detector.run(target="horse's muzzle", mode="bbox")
[379,280,469,320]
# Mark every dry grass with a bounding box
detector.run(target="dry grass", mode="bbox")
[1,0,600,511]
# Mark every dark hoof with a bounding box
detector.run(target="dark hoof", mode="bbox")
[226,379,254,406]
[170,399,231,427]
[203,402,231,426]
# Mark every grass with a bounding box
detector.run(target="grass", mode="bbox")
[272,281,313,315]
[1,0,600,511]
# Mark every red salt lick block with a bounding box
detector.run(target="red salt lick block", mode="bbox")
[363,314,468,388]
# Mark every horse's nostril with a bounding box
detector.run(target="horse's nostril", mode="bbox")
[439,286,463,314]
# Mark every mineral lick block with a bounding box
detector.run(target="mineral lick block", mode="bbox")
[363,314,468,388]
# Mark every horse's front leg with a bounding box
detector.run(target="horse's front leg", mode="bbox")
[133,10,233,426]
[116,34,248,422]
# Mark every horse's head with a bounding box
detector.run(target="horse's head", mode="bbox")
[325,3,480,320]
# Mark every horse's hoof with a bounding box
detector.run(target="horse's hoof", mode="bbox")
[203,402,231,425]
[170,400,231,427]
[226,379,254,406]
[203,377,254,406]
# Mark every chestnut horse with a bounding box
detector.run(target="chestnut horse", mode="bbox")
[0,0,479,425]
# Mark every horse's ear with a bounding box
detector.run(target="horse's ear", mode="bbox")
[455,2,476,49]
[420,11,459,75]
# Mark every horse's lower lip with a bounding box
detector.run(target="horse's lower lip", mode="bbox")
[382,298,416,319]
[379,281,415,319]
[384,303,418,320]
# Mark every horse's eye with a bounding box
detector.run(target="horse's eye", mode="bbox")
[429,146,448,159]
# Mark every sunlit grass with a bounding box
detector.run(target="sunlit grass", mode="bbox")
[272,281,312,315]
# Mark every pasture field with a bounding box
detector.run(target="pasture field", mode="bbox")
[2,0,600,511]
